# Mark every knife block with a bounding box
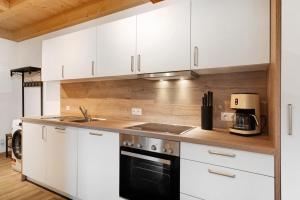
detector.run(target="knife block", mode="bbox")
[201,106,213,130]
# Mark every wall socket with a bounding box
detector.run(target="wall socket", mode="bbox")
[132,108,142,116]
[0,139,4,146]
[221,112,234,122]
[66,106,71,111]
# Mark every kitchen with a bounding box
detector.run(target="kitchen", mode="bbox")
[0,0,295,199]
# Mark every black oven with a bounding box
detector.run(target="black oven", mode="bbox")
[119,134,180,200]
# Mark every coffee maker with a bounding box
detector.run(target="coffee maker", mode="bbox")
[229,93,261,136]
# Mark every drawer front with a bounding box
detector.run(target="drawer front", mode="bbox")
[181,142,274,176]
[180,159,274,200]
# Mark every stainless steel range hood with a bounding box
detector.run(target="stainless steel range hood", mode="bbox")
[138,70,199,81]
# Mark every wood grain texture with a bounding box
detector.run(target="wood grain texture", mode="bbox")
[61,71,269,133]
[0,154,66,200]
[22,117,275,155]
[0,0,9,11]
[0,0,150,41]
[269,0,281,199]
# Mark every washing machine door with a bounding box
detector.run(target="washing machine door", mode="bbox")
[12,129,22,160]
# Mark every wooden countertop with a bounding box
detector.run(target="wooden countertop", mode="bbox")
[22,117,275,155]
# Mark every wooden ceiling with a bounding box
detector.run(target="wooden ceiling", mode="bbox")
[0,0,161,42]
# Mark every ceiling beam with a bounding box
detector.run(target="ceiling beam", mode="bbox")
[0,0,10,11]
[11,0,149,41]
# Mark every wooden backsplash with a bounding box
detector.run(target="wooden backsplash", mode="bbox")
[61,71,268,131]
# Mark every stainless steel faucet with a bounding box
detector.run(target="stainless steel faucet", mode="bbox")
[79,106,90,121]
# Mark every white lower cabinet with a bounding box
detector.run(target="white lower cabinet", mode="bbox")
[45,126,78,197]
[77,129,120,200]
[180,142,275,200]
[23,123,78,197]
[181,159,274,200]
[23,123,46,184]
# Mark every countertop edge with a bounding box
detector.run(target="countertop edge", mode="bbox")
[22,118,275,155]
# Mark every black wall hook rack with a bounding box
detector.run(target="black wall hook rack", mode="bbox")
[10,66,43,117]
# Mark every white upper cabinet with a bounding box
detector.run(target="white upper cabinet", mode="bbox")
[136,0,191,74]
[97,16,137,77]
[281,0,300,199]
[191,0,270,69]
[42,27,97,81]
[42,37,64,81]
[62,27,97,79]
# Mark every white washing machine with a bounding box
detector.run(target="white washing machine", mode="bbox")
[11,119,22,172]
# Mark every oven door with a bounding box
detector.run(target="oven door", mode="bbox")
[120,146,180,200]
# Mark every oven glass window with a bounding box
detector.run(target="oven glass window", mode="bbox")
[120,149,179,200]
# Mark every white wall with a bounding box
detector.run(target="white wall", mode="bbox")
[0,38,19,152]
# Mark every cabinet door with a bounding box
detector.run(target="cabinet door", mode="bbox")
[181,159,274,200]
[281,0,300,199]
[78,129,119,200]
[22,123,46,183]
[191,0,270,69]
[97,16,137,76]
[137,0,190,74]
[62,27,97,79]
[45,126,78,196]
[42,37,64,81]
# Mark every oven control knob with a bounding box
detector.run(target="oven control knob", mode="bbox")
[137,144,143,149]
[128,142,133,147]
[151,145,157,151]
[168,149,174,154]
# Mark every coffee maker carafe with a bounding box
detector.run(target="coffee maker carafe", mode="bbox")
[229,93,261,136]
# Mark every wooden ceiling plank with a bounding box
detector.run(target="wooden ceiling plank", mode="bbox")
[150,0,164,3]
[0,0,10,11]
[9,0,29,8]
[0,27,14,40]
[12,0,149,41]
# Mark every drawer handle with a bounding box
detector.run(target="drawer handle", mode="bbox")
[89,132,103,136]
[208,169,236,178]
[288,104,293,135]
[55,127,66,131]
[208,150,236,158]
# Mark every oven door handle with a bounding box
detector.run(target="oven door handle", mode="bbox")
[121,150,171,165]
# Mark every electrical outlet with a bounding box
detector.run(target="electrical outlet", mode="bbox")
[132,108,142,116]
[0,139,4,146]
[221,112,234,122]
[66,106,71,111]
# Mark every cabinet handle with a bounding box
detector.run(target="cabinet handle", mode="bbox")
[61,65,64,78]
[194,46,199,67]
[42,126,46,141]
[131,56,134,73]
[92,61,95,76]
[208,150,236,158]
[89,132,103,136]
[41,126,45,140]
[208,168,236,178]
[55,127,66,131]
[137,54,141,72]
[288,104,293,135]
